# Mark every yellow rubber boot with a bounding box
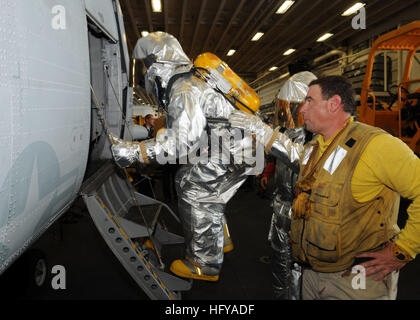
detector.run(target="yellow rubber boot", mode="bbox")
[170,258,220,282]
[223,223,234,253]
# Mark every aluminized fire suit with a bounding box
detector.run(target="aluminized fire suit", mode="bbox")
[230,71,316,298]
[268,126,307,299]
[111,32,256,280]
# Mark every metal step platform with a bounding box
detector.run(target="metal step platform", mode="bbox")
[80,161,191,300]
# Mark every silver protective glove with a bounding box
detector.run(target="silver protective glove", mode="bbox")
[228,110,275,147]
[109,133,145,168]
[229,110,305,161]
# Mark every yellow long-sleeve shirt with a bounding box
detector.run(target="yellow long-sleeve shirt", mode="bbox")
[316,122,420,258]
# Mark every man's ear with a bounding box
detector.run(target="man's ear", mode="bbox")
[328,94,343,113]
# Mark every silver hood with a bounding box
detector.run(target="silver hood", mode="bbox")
[277,71,317,103]
[133,31,193,90]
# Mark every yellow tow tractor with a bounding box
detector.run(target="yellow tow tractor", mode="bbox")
[357,20,420,155]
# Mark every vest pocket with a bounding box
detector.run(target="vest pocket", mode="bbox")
[305,218,340,263]
[311,183,342,219]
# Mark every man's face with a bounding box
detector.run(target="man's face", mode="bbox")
[146,117,155,126]
[299,84,331,134]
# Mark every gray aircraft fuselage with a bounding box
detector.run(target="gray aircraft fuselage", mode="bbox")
[0,0,138,274]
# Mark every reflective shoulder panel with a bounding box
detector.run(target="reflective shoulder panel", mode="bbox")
[302,146,314,166]
[323,145,348,175]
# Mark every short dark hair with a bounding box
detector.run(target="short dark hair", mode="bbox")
[145,114,153,120]
[309,76,355,114]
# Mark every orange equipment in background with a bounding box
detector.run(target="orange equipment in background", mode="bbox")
[194,52,261,114]
[357,21,420,154]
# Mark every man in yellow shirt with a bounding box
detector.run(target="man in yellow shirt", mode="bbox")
[229,75,420,299]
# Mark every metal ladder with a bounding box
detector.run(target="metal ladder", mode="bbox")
[80,161,192,300]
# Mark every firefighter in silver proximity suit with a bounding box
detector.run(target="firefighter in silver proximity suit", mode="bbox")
[110,32,254,282]
[230,71,316,298]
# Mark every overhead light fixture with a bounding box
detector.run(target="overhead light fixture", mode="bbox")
[269,66,278,71]
[251,32,264,41]
[151,0,162,13]
[276,0,295,14]
[141,31,149,37]
[279,72,290,79]
[342,2,365,16]
[317,32,334,42]
[227,49,236,56]
[283,48,296,55]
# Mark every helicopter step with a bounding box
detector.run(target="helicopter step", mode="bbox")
[80,161,191,300]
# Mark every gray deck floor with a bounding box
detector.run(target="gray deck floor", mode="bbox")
[2,177,419,300]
